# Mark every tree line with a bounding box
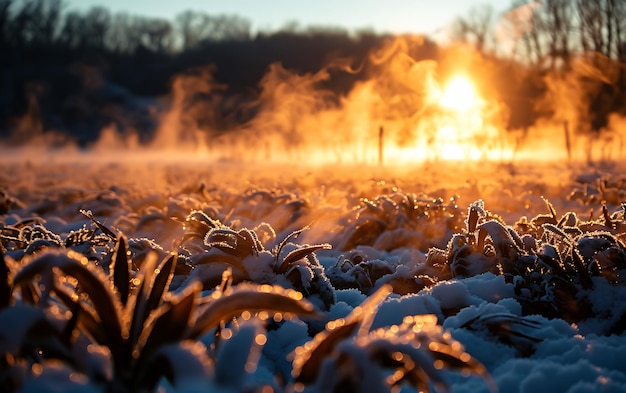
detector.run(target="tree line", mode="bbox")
[0,0,387,143]
[0,0,625,144]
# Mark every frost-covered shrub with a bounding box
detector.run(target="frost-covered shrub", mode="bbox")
[181,210,336,310]
[337,192,464,252]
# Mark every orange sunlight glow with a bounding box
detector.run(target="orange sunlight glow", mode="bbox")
[1,36,527,166]
[439,76,478,112]
[434,75,503,161]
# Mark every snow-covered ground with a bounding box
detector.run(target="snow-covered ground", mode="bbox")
[1,157,626,392]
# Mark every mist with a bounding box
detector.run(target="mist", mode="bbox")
[0,0,625,166]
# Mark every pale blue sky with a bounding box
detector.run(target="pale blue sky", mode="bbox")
[64,0,509,36]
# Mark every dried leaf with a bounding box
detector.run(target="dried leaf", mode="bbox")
[542,223,572,244]
[277,244,331,274]
[188,284,318,340]
[186,210,221,232]
[292,317,360,383]
[292,284,392,382]
[477,220,520,260]
[368,339,448,393]
[467,200,485,234]
[217,267,233,293]
[236,229,263,257]
[60,297,81,346]
[544,197,557,220]
[602,203,614,229]
[275,227,310,261]
[80,209,117,239]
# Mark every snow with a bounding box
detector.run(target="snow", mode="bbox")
[2,159,626,392]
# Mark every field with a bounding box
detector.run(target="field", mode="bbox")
[3,0,626,390]
[1,154,626,393]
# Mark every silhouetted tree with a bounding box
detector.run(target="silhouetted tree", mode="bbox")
[58,10,84,48]
[203,14,251,42]
[12,0,63,47]
[83,6,110,49]
[176,10,210,50]
[538,0,574,69]
[0,0,12,48]
[451,5,494,53]
[105,13,135,53]
[135,17,173,52]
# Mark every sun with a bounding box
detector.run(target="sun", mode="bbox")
[433,75,486,161]
[438,76,479,112]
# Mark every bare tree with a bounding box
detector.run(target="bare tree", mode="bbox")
[607,0,625,62]
[577,0,605,54]
[6,0,63,47]
[58,10,85,48]
[203,14,251,42]
[83,6,111,49]
[541,0,574,69]
[451,5,494,53]
[136,17,173,53]
[38,0,62,46]
[174,13,252,48]
[0,0,13,46]
[506,0,574,69]
[175,10,210,50]
[497,0,544,66]
[574,0,625,84]
[105,12,135,53]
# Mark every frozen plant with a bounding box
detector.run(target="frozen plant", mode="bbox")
[181,210,336,310]
[338,192,464,252]
[0,235,319,392]
[290,285,495,393]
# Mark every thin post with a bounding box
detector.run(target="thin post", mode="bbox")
[563,121,571,163]
[378,126,384,166]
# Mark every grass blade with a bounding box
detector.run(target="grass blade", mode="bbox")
[145,253,177,316]
[111,235,131,306]
[139,281,200,354]
[127,251,158,345]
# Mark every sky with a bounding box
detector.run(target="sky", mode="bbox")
[65,0,509,37]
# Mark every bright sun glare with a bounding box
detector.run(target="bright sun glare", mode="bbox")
[435,75,486,161]
[439,76,478,112]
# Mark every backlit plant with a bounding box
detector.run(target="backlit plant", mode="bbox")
[0,234,318,392]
